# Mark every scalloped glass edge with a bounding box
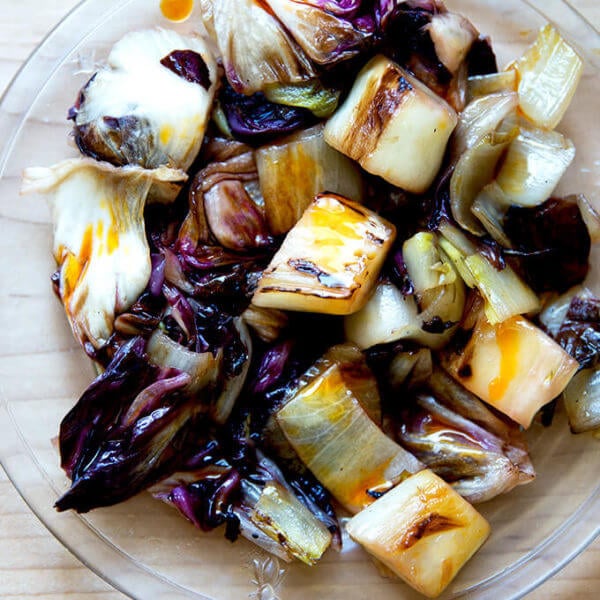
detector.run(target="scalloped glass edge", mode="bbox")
[0,1,598,598]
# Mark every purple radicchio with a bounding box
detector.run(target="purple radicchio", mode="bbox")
[504,197,591,294]
[199,0,371,95]
[55,337,202,513]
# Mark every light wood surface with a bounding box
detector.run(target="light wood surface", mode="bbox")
[0,1,598,598]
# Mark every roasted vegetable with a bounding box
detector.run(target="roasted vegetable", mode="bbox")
[346,469,490,598]
[253,194,396,315]
[396,368,535,503]
[255,125,364,235]
[70,29,217,174]
[442,313,579,428]
[150,443,332,564]
[276,349,423,513]
[503,196,591,293]
[494,126,575,207]
[562,368,600,434]
[324,55,457,193]
[22,159,187,349]
[438,221,540,324]
[55,338,201,512]
[346,232,465,349]
[508,24,583,130]
[199,0,369,95]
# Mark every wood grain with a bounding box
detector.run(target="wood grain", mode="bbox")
[0,1,598,599]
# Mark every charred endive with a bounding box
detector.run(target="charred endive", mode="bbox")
[21,159,187,349]
[70,29,218,175]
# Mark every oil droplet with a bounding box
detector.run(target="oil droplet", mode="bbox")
[160,0,194,22]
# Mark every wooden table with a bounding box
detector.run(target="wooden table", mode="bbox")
[0,1,598,598]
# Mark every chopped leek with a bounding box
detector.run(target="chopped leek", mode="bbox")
[253,194,396,315]
[509,24,583,130]
[255,125,364,235]
[495,126,575,207]
[438,222,540,323]
[276,359,423,513]
[442,314,579,428]
[346,469,490,599]
[346,232,465,350]
[450,129,516,234]
[450,91,518,160]
[324,55,457,194]
[467,71,517,100]
[245,481,332,565]
[403,232,457,292]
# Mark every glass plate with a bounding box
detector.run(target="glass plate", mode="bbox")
[0,1,598,598]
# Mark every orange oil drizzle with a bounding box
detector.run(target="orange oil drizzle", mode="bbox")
[488,318,521,403]
[160,0,194,22]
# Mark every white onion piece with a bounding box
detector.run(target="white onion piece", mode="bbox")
[450,130,515,235]
[563,368,600,434]
[450,91,518,160]
[147,329,221,393]
[495,127,575,207]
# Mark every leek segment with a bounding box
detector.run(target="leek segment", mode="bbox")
[346,469,490,598]
[346,232,465,350]
[253,194,396,315]
[249,481,332,566]
[276,360,423,514]
[255,125,364,235]
[438,222,539,324]
[509,24,583,130]
[467,71,517,100]
[442,315,579,428]
[494,127,575,207]
[324,55,457,194]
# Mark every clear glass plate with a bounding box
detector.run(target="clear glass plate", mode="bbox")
[0,1,598,598]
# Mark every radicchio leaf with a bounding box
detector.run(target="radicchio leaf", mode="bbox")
[555,294,600,368]
[220,84,313,144]
[55,337,200,513]
[504,197,591,293]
